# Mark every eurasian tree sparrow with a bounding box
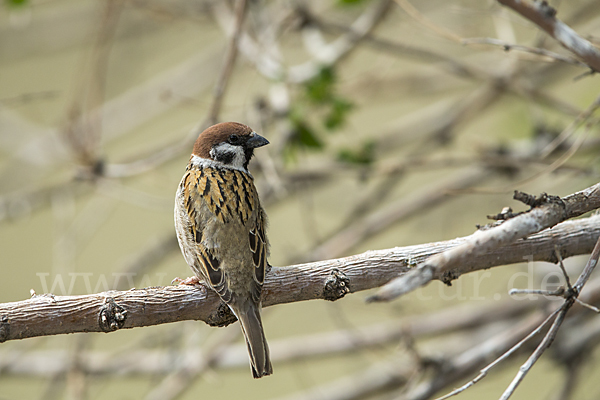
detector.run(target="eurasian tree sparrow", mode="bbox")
[174,122,272,378]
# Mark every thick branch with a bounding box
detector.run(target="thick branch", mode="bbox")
[0,214,599,342]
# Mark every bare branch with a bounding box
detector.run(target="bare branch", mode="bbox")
[434,308,562,400]
[435,236,600,400]
[497,0,600,72]
[144,326,242,400]
[394,0,462,43]
[306,167,490,262]
[367,182,600,302]
[298,5,485,80]
[0,213,599,342]
[213,0,392,82]
[205,0,248,126]
[302,276,600,400]
[541,94,600,158]
[499,236,600,399]
[461,37,588,67]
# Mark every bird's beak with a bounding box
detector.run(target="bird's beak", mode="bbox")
[246,132,270,148]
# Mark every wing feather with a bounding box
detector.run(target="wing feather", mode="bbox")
[249,208,267,286]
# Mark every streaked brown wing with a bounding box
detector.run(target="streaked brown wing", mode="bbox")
[249,207,267,287]
[196,248,232,302]
[223,168,267,290]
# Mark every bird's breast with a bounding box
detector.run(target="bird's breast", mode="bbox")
[182,165,258,226]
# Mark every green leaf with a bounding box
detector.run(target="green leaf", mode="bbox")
[337,140,376,165]
[324,97,353,130]
[283,116,324,164]
[5,0,28,7]
[294,120,323,149]
[305,67,335,103]
[338,0,369,5]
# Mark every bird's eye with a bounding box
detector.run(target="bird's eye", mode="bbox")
[228,134,241,145]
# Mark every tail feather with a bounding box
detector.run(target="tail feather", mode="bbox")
[234,304,272,378]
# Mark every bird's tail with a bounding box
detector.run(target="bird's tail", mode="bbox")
[234,303,272,378]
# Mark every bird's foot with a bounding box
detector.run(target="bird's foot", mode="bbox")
[171,276,201,286]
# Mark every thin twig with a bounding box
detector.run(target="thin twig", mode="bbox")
[500,301,571,400]
[555,245,572,289]
[436,237,600,399]
[300,6,485,80]
[205,0,248,126]
[497,0,600,71]
[541,94,600,158]
[144,326,242,400]
[499,236,600,399]
[461,37,588,67]
[434,308,562,400]
[213,0,392,83]
[305,167,490,263]
[63,0,124,169]
[394,0,462,43]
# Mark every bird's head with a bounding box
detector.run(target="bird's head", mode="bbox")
[192,122,269,171]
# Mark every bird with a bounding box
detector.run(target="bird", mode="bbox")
[174,122,273,378]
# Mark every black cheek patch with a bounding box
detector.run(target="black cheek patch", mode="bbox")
[215,150,235,165]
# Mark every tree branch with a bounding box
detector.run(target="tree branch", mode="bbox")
[0,210,599,342]
[205,0,247,126]
[499,236,600,399]
[367,182,600,302]
[497,0,600,72]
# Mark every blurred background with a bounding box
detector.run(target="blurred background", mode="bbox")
[1,0,600,399]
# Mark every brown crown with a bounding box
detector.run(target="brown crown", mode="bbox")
[192,122,254,159]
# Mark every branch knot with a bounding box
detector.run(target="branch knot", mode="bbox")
[206,303,237,327]
[535,0,557,18]
[513,191,564,209]
[323,269,351,301]
[98,297,127,332]
[0,315,9,343]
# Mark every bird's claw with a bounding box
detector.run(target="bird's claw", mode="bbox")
[171,276,201,286]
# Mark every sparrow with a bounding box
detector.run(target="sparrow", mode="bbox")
[174,122,273,378]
